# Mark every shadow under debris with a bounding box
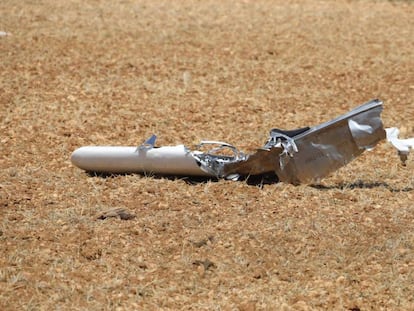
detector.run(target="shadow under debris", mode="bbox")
[311,180,413,192]
[86,171,280,188]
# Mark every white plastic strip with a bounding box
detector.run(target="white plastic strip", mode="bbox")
[386,127,414,164]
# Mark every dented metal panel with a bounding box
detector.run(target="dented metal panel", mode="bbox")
[211,99,386,184]
[272,99,386,184]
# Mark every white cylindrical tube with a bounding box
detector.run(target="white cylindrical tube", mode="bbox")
[71,145,213,176]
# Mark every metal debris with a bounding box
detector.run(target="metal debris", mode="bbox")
[218,99,386,184]
[71,99,412,184]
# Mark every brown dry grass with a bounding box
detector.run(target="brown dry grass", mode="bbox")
[1,0,414,310]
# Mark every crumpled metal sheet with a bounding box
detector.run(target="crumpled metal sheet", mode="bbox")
[273,99,385,184]
[195,99,386,184]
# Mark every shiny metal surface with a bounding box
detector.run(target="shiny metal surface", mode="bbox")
[220,99,386,184]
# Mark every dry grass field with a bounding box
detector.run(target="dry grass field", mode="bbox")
[1,0,414,310]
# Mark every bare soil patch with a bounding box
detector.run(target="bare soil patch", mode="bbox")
[1,0,413,309]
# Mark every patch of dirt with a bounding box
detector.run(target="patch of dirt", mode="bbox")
[1,0,413,309]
